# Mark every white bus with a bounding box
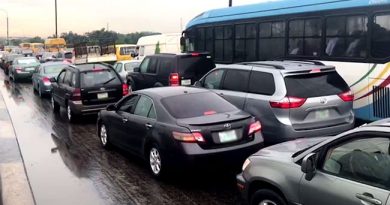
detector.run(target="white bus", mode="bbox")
[135,33,181,61]
[182,0,390,122]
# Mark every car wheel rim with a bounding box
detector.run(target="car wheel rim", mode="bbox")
[259,200,277,205]
[149,148,161,175]
[100,125,107,146]
[67,106,72,120]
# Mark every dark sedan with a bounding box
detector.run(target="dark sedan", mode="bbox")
[97,87,264,178]
[9,57,40,82]
[32,62,69,97]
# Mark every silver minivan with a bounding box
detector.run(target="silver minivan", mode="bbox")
[195,60,355,144]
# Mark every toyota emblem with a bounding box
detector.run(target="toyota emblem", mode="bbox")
[224,123,232,129]
[320,98,327,104]
[100,87,105,91]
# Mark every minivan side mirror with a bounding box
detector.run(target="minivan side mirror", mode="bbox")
[49,77,57,83]
[106,104,117,111]
[301,153,317,181]
[134,67,140,72]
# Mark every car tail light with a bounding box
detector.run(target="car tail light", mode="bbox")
[42,77,51,86]
[71,88,81,101]
[191,53,200,56]
[310,68,321,73]
[122,83,129,96]
[169,73,180,86]
[172,131,205,143]
[15,67,22,73]
[248,121,262,136]
[338,90,354,102]
[270,96,306,109]
[203,110,216,116]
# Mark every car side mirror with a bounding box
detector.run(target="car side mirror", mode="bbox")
[134,67,140,72]
[301,153,317,181]
[49,77,57,83]
[106,104,117,111]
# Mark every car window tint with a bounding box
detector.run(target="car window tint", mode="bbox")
[323,137,390,190]
[249,71,275,95]
[80,70,120,88]
[222,69,250,92]
[147,58,158,74]
[178,55,215,80]
[161,92,237,119]
[124,63,138,72]
[64,71,73,86]
[204,69,225,89]
[134,96,153,117]
[118,95,139,113]
[284,72,349,98]
[140,58,150,73]
[148,105,157,119]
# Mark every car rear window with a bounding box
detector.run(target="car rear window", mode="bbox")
[178,55,215,80]
[284,71,349,98]
[161,92,237,119]
[64,52,73,59]
[80,69,121,88]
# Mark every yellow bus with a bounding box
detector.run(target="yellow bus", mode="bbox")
[115,44,136,61]
[44,38,66,52]
[30,43,44,53]
[19,43,31,50]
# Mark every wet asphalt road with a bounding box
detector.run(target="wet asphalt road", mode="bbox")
[0,71,242,205]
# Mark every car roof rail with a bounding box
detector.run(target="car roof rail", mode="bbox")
[239,62,285,70]
[273,59,325,66]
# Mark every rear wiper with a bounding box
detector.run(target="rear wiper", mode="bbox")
[102,77,116,85]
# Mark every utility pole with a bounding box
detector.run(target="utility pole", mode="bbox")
[229,0,232,7]
[0,9,9,46]
[55,0,58,38]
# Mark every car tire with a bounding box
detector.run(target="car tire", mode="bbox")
[250,189,287,205]
[51,96,60,112]
[38,85,43,98]
[66,104,77,123]
[99,123,112,150]
[148,144,166,178]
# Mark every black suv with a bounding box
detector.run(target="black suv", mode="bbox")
[51,63,128,122]
[126,53,215,90]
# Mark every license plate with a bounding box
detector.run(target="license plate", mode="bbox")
[181,79,191,86]
[218,130,237,143]
[315,109,330,119]
[25,67,35,71]
[97,93,108,99]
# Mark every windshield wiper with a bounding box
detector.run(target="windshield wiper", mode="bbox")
[102,77,116,85]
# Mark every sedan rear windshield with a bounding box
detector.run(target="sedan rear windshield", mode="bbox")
[17,58,39,65]
[284,72,349,98]
[161,92,237,119]
[178,55,215,79]
[80,69,121,88]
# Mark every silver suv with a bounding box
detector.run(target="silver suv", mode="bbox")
[195,60,355,144]
[237,118,390,205]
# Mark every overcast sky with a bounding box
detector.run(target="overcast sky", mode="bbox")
[0,0,271,38]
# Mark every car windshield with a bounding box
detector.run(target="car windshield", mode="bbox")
[161,92,237,119]
[44,64,66,74]
[17,58,38,65]
[80,69,121,88]
[284,71,350,98]
[178,55,215,79]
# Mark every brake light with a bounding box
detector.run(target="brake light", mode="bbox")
[270,96,306,109]
[338,90,354,102]
[191,53,200,56]
[203,110,216,116]
[15,67,22,73]
[310,68,321,73]
[71,88,81,101]
[43,77,51,86]
[248,121,262,136]
[169,73,180,86]
[122,83,129,96]
[172,131,205,143]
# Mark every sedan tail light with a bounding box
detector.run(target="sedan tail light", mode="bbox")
[122,83,129,96]
[42,77,51,86]
[169,73,180,86]
[338,90,354,102]
[270,96,306,109]
[71,88,81,101]
[172,131,205,143]
[15,67,22,73]
[248,121,262,136]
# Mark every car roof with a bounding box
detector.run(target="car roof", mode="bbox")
[41,61,69,66]
[365,118,390,128]
[136,86,209,99]
[69,63,113,72]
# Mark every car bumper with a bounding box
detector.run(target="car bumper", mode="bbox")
[236,173,249,202]
[68,101,110,115]
[167,133,264,167]
[14,72,33,79]
[40,84,52,94]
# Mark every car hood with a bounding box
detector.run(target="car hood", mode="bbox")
[252,137,328,161]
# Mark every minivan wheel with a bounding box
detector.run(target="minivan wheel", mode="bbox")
[51,96,60,112]
[99,124,112,149]
[250,189,287,205]
[148,145,164,178]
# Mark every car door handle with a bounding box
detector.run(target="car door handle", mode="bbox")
[122,118,128,123]
[356,193,382,205]
[145,123,153,129]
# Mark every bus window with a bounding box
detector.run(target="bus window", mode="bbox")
[205,27,214,55]
[235,24,257,61]
[325,15,367,58]
[372,14,390,59]
[259,21,285,60]
[196,28,205,51]
[288,18,321,57]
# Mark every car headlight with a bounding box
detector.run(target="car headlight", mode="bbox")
[242,158,251,171]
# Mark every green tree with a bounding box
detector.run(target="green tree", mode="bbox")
[155,41,161,54]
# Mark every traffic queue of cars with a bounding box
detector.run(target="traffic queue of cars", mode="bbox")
[2,50,387,205]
